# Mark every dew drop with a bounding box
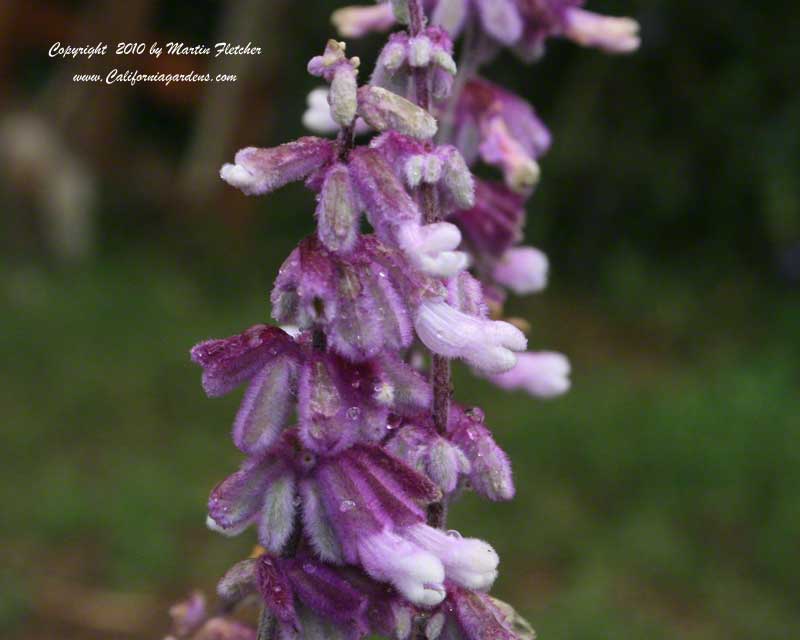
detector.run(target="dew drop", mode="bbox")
[466,427,478,441]
[347,406,361,420]
[339,499,356,513]
[446,529,462,539]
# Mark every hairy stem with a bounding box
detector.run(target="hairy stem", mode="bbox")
[408,0,453,495]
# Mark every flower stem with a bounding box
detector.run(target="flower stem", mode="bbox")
[408,0,453,491]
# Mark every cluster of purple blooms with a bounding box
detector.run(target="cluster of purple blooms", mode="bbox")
[166,1,638,639]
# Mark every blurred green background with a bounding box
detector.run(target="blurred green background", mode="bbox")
[1,1,798,639]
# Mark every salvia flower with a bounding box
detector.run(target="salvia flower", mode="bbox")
[184,0,637,633]
[488,350,572,398]
[414,298,527,373]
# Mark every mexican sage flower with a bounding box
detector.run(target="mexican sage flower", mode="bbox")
[170,0,638,638]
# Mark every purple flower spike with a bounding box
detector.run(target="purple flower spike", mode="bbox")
[414,298,526,373]
[357,86,438,140]
[220,137,335,196]
[190,325,296,398]
[315,164,360,255]
[449,406,514,501]
[488,351,571,398]
[492,246,549,295]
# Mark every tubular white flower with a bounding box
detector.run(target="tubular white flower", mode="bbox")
[489,351,571,398]
[404,523,500,591]
[358,529,446,607]
[564,9,641,54]
[414,299,527,373]
[398,222,469,278]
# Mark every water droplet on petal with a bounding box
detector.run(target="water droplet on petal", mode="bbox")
[466,427,478,441]
[446,529,462,539]
[339,499,356,512]
[303,563,316,574]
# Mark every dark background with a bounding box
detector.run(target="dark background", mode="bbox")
[1,1,798,639]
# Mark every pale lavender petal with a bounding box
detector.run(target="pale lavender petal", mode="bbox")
[357,528,446,607]
[431,0,469,39]
[488,351,571,398]
[414,299,526,373]
[492,246,549,295]
[332,4,396,38]
[473,0,524,46]
[403,524,499,591]
[563,8,641,54]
